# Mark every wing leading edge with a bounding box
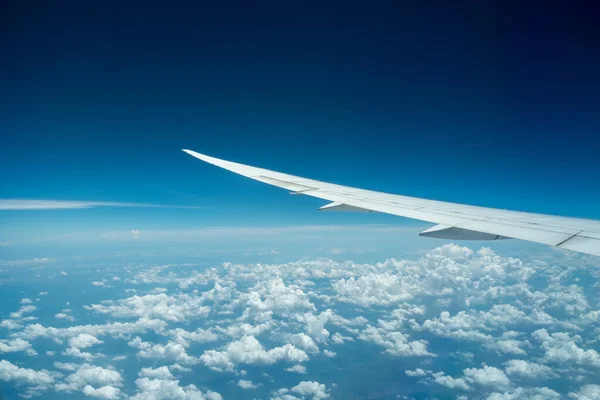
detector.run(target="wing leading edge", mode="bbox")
[183,149,600,257]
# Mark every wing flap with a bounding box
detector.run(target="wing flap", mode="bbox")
[558,235,600,256]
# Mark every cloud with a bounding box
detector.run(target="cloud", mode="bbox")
[323,349,336,357]
[130,377,222,400]
[55,364,123,396]
[487,387,561,399]
[405,368,429,377]
[132,229,141,239]
[533,329,600,368]
[0,338,37,356]
[138,366,175,380]
[238,379,258,389]
[16,318,168,342]
[273,381,330,400]
[504,360,556,379]
[9,304,37,319]
[569,384,600,400]
[1,243,599,398]
[200,335,308,372]
[0,360,54,393]
[129,337,199,364]
[0,199,205,210]
[1,258,54,267]
[432,366,513,392]
[68,333,104,349]
[82,384,122,399]
[358,325,433,357]
[286,364,307,374]
[84,293,210,322]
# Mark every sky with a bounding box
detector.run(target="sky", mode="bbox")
[2,1,600,242]
[1,2,600,400]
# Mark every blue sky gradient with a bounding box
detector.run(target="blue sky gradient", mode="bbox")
[2,1,600,240]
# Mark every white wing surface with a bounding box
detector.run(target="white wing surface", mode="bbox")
[183,149,600,257]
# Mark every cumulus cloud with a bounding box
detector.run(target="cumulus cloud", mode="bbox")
[69,333,104,349]
[82,384,122,399]
[129,337,199,364]
[273,381,330,400]
[405,368,429,377]
[130,377,222,400]
[238,379,258,389]
[533,329,600,368]
[85,293,210,322]
[358,325,433,357]
[0,359,54,388]
[504,360,556,379]
[138,366,175,380]
[569,384,600,400]
[1,243,598,399]
[0,338,37,356]
[200,335,308,372]
[286,364,307,374]
[55,363,122,397]
[432,366,513,392]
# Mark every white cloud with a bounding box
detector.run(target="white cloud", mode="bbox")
[432,372,471,391]
[358,325,432,357]
[405,368,429,377]
[533,329,600,368]
[200,335,308,372]
[1,319,23,330]
[286,333,319,354]
[0,338,37,356]
[69,333,104,349]
[55,364,123,395]
[1,243,598,398]
[54,362,80,371]
[432,366,512,392]
[463,366,512,391]
[286,365,307,374]
[139,366,175,380]
[167,327,219,347]
[504,360,556,379]
[0,199,201,210]
[274,381,330,400]
[10,304,37,319]
[569,384,600,400]
[17,318,168,342]
[132,230,141,239]
[85,293,210,322]
[238,379,258,389]
[0,359,54,388]
[129,337,199,364]
[487,386,561,399]
[130,377,222,400]
[82,384,121,399]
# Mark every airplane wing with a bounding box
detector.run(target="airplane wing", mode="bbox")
[183,149,600,257]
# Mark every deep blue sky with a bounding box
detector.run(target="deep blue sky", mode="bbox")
[1,1,600,239]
